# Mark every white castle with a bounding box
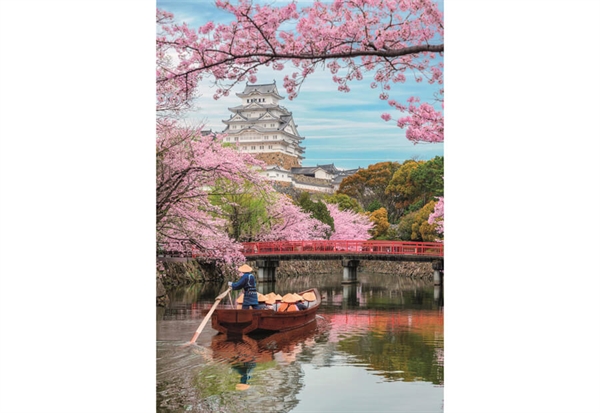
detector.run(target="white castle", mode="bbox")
[221,81,358,193]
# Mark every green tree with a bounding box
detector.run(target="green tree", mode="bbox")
[337,162,402,221]
[297,192,334,236]
[367,199,383,213]
[398,200,438,241]
[324,193,362,213]
[385,159,424,212]
[386,157,443,220]
[411,156,444,207]
[369,207,390,239]
[209,180,271,242]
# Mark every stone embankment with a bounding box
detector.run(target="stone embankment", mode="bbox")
[269,260,433,278]
[156,259,434,306]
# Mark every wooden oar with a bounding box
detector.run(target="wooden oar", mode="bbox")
[228,290,234,309]
[188,286,232,345]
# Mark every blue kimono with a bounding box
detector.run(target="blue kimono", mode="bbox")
[231,272,259,309]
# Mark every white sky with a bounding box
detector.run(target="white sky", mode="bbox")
[1,1,599,413]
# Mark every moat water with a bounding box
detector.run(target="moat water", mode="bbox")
[157,272,444,413]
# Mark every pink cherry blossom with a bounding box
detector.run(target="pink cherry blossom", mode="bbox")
[427,196,444,236]
[156,0,444,143]
[326,204,374,240]
[258,195,330,241]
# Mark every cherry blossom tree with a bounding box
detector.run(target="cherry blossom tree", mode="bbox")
[427,196,444,236]
[156,1,445,247]
[326,203,374,240]
[157,9,283,267]
[157,0,443,142]
[156,120,270,264]
[258,195,331,241]
[156,9,198,116]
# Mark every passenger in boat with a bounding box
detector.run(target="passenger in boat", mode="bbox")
[264,294,276,310]
[302,291,317,309]
[257,293,274,310]
[290,293,308,310]
[271,293,283,311]
[278,293,299,312]
[296,297,308,310]
[228,264,260,309]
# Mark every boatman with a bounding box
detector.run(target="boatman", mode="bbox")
[228,264,260,309]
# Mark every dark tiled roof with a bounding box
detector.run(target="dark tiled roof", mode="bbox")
[236,81,283,99]
[291,167,319,174]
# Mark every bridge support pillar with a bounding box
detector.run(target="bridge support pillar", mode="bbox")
[432,260,444,286]
[256,259,279,283]
[341,259,360,284]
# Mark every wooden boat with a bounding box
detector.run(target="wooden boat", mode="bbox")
[211,288,321,336]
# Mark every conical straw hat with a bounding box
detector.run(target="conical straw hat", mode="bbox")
[302,291,317,302]
[236,294,244,304]
[238,264,252,272]
[293,293,304,302]
[258,293,267,303]
[264,295,276,305]
[281,293,297,303]
[274,294,283,301]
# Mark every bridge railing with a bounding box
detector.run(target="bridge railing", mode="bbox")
[240,240,443,257]
[158,240,443,258]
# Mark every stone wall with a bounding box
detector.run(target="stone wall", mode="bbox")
[292,174,331,188]
[248,259,435,279]
[156,260,227,306]
[254,152,300,169]
[157,259,437,306]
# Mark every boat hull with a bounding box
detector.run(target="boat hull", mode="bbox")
[211,288,321,335]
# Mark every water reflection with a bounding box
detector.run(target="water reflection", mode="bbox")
[231,362,254,391]
[157,272,443,412]
[342,283,360,307]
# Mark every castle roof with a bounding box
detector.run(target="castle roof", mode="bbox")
[227,103,290,114]
[316,163,342,173]
[222,124,305,141]
[291,166,325,175]
[236,82,283,99]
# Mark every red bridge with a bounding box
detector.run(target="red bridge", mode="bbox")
[240,240,443,261]
[239,240,444,285]
[159,240,444,285]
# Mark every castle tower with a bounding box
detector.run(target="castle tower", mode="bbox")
[221,81,305,170]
